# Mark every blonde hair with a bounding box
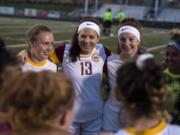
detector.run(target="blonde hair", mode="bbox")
[0,71,74,131]
[170,28,180,36]
[26,24,52,46]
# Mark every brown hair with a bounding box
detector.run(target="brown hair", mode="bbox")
[116,57,170,121]
[69,17,100,62]
[0,71,74,131]
[119,18,142,33]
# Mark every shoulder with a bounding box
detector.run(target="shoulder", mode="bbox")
[45,59,57,72]
[107,54,120,61]
[107,54,124,66]
[52,43,72,63]
[46,59,56,65]
[96,44,111,56]
[54,43,65,51]
[164,68,180,79]
[166,124,180,133]
[107,55,124,72]
[54,43,72,53]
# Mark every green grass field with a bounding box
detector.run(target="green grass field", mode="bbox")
[0,16,170,62]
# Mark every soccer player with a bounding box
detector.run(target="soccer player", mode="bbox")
[20,24,57,72]
[114,54,180,135]
[0,71,74,135]
[102,8,113,36]
[116,9,126,26]
[164,28,180,124]
[103,18,148,132]
[50,17,111,135]
[18,17,111,135]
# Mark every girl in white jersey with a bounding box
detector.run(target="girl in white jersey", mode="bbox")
[103,18,147,132]
[50,17,111,135]
[17,17,111,135]
[21,24,57,72]
[113,54,180,135]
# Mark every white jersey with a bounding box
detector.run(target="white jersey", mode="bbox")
[103,54,125,132]
[21,59,57,72]
[115,121,180,135]
[61,43,109,122]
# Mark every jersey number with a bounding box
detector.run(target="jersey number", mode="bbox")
[80,62,92,75]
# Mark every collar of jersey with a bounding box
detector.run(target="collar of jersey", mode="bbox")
[80,48,96,57]
[164,68,180,79]
[124,121,167,135]
[28,58,46,67]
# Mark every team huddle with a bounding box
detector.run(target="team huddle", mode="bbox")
[0,17,180,135]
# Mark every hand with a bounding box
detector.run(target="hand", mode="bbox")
[17,50,29,64]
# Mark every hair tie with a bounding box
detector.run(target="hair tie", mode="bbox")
[136,54,154,70]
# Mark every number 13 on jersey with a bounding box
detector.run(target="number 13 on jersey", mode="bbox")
[80,62,92,75]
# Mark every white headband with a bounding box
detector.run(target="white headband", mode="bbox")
[77,21,100,36]
[118,25,140,42]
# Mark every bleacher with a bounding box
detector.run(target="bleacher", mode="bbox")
[157,8,180,23]
[123,5,148,20]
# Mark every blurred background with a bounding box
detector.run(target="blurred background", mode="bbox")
[0,0,179,22]
[0,0,179,61]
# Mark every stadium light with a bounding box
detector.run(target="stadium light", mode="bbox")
[154,0,159,20]
[95,0,99,14]
[84,0,89,16]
